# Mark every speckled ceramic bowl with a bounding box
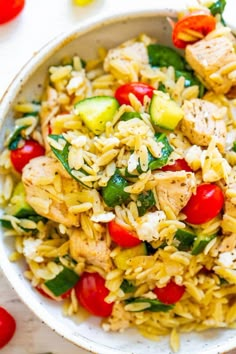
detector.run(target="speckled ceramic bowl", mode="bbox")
[0,1,236,353]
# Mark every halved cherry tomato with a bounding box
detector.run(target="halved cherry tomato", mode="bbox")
[172,12,216,49]
[36,285,72,300]
[108,220,141,248]
[0,307,16,349]
[161,158,192,172]
[10,139,45,173]
[182,183,224,225]
[153,280,185,304]
[0,0,25,24]
[75,272,113,317]
[115,82,154,105]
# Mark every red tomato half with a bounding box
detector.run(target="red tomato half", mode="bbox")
[115,82,154,105]
[0,0,25,24]
[172,12,216,49]
[161,158,192,172]
[182,183,224,225]
[75,272,113,317]
[153,280,185,304]
[108,220,141,248]
[10,139,45,173]
[0,307,16,349]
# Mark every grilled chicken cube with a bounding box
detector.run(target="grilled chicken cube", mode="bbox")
[154,171,196,217]
[186,35,236,94]
[22,156,80,227]
[181,99,226,152]
[70,229,112,272]
[104,41,148,82]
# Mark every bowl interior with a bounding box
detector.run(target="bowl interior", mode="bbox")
[1,10,236,354]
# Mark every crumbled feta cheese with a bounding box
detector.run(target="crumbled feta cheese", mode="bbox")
[71,135,87,147]
[23,238,43,263]
[218,250,236,268]
[66,75,84,95]
[136,211,166,242]
[91,212,115,223]
[127,152,139,173]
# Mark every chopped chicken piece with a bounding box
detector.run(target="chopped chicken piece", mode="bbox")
[70,229,112,272]
[186,35,236,94]
[221,167,236,235]
[154,171,196,217]
[103,41,148,82]
[22,156,80,227]
[219,234,236,253]
[181,99,226,152]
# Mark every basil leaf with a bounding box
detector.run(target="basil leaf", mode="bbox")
[120,279,136,293]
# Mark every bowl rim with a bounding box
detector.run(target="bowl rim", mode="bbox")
[1,5,236,354]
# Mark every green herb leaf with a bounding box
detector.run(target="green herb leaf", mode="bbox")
[137,190,156,216]
[120,279,136,293]
[8,126,29,150]
[125,297,174,312]
[49,134,90,188]
[147,44,187,70]
[44,267,79,297]
[102,170,130,207]
[175,70,205,98]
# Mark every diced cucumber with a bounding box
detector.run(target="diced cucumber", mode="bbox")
[44,267,79,297]
[74,96,119,135]
[114,243,147,270]
[6,182,37,218]
[174,228,196,251]
[149,92,184,130]
[102,170,130,207]
[191,234,216,255]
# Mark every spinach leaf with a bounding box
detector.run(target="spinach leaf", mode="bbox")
[137,190,156,216]
[49,134,90,187]
[147,44,187,70]
[120,279,136,293]
[102,170,130,207]
[125,297,174,312]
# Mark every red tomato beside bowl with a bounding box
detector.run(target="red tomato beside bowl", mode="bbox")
[0,0,25,24]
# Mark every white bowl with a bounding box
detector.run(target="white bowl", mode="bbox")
[1,2,236,353]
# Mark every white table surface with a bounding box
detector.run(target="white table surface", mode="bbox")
[0,1,236,354]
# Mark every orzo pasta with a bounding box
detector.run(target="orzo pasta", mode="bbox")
[1,2,236,352]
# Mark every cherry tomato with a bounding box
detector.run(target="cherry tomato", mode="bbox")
[115,82,154,105]
[182,183,224,225]
[153,280,185,304]
[36,285,72,300]
[108,220,141,248]
[0,307,16,349]
[172,12,216,49]
[161,158,192,172]
[75,272,113,317]
[10,139,45,173]
[0,0,25,25]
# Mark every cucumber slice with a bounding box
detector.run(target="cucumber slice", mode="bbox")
[74,96,119,135]
[114,243,147,270]
[174,228,196,251]
[149,92,184,130]
[6,181,37,218]
[191,234,216,255]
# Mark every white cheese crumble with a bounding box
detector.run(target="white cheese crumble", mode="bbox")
[22,238,43,263]
[218,250,236,268]
[136,211,166,242]
[91,212,115,223]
